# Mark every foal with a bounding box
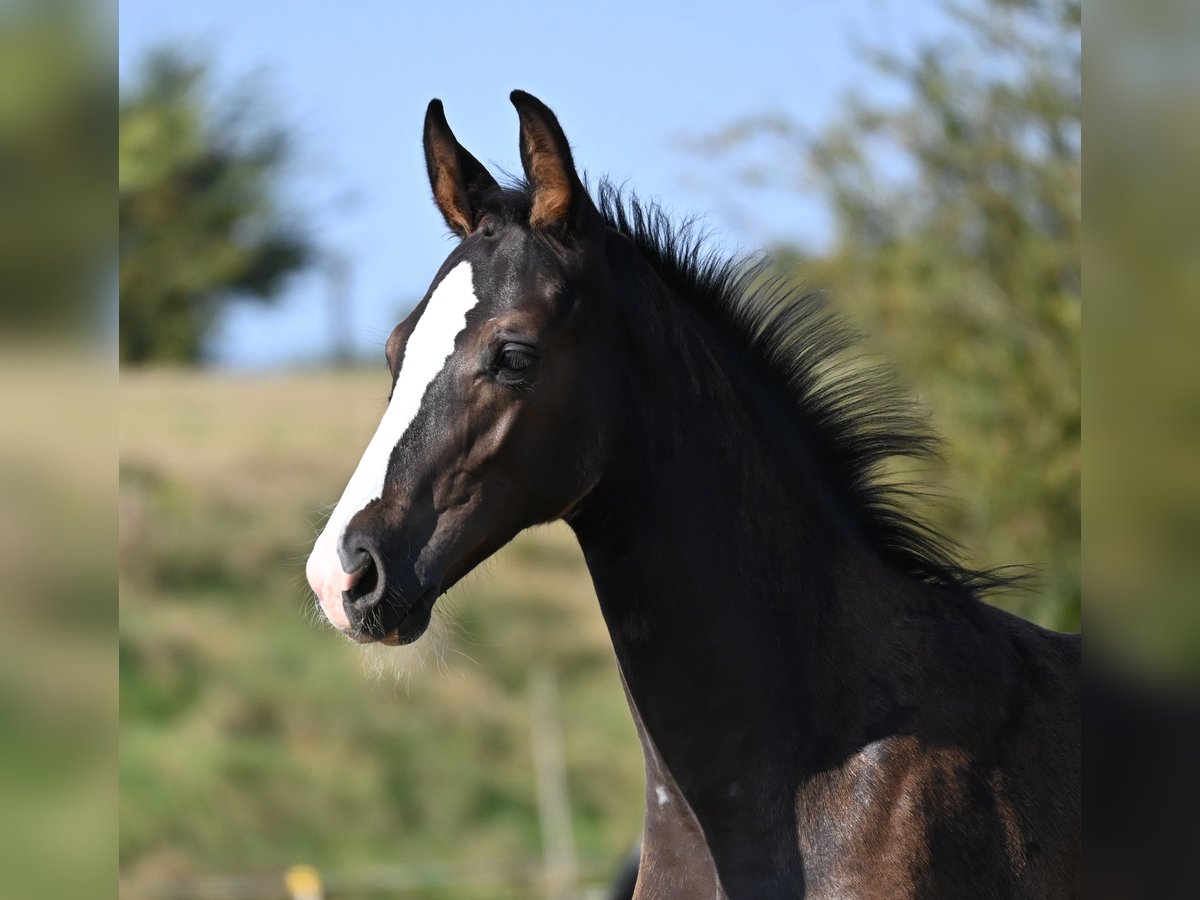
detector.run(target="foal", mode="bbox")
[307,91,1081,899]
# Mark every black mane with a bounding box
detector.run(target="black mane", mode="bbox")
[488,179,1018,596]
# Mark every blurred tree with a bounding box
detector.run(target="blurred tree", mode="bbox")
[119,50,311,364]
[0,3,111,337]
[698,0,1080,628]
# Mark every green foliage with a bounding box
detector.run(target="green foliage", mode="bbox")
[119,51,312,364]
[1087,3,1200,680]
[704,0,1080,628]
[0,4,111,336]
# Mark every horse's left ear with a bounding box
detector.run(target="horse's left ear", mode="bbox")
[510,90,600,234]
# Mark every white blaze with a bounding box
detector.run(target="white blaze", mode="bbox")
[307,261,480,629]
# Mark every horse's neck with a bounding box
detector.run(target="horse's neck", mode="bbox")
[567,297,919,882]
[571,431,891,787]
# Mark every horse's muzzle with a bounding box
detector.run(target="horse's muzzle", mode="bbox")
[307,524,438,644]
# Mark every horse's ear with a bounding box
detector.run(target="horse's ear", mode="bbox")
[510,90,599,234]
[423,99,498,238]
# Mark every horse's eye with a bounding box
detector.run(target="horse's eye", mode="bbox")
[479,219,497,238]
[497,344,536,375]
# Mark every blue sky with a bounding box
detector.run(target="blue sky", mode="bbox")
[119,0,950,369]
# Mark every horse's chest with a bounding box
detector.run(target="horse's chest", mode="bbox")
[636,781,727,899]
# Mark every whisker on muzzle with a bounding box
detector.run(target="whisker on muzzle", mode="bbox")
[357,612,450,691]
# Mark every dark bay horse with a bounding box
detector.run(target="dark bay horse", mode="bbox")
[306,91,1081,898]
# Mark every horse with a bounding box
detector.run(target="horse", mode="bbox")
[306,91,1081,898]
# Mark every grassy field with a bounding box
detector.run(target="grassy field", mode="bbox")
[119,369,643,898]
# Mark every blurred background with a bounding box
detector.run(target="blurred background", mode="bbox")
[0,0,1190,895]
[114,0,1085,897]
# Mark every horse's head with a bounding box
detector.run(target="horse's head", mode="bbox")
[307,91,619,644]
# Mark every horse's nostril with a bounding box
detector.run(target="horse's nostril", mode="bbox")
[343,547,371,577]
[338,537,370,575]
[339,533,385,608]
[346,556,380,605]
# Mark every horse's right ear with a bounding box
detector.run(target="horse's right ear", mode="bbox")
[423,99,498,238]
